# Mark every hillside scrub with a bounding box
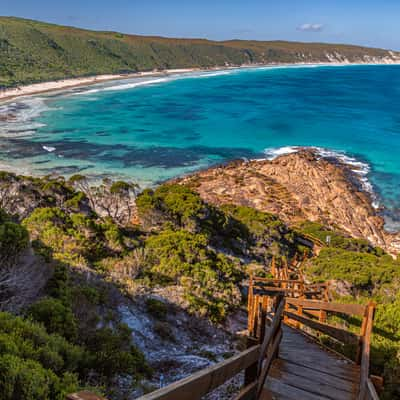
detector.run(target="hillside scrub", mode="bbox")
[2,172,400,398]
[304,227,400,399]
[1,17,399,87]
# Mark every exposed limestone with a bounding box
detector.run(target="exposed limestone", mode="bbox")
[174,149,400,254]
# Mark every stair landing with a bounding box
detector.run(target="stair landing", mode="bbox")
[261,325,360,400]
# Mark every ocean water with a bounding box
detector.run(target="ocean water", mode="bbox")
[1,64,400,228]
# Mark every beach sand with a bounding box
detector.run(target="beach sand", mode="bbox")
[2,61,400,102]
[0,68,201,102]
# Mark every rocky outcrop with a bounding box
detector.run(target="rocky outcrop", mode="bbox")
[175,150,400,254]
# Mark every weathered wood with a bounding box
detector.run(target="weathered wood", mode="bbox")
[358,303,375,400]
[271,358,358,393]
[138,345,260,400]
[67,392,107,400]
[247,274,254,333]
[232,382,257,400]
[257,329,283,397]
[286,298,366,317]
[265,376,330,400]
[258,298,285,372]
[284,311,360,345]
[253,278,304,284]
[245,337,259,386]
[279,326,360,382]
[268,366,355,400]
[366,379,380,400]
[370,375,383,394]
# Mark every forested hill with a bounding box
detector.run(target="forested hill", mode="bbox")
[1,16,400,88]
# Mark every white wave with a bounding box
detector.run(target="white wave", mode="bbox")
[80,77,171,95]
[263,146,300,159]
[72,70,241,97]
[42,145,56,152]
[0,97,53,137]
[262,145,379,208]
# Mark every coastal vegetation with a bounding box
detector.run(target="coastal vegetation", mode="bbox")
[0,170,399,398]
[0,174,301,398]
[1,16,400,88]
[300,223,400,399]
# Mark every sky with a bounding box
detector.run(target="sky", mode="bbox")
[2,0,400,50]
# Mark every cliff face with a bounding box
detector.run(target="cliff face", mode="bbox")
[176,150,400,254]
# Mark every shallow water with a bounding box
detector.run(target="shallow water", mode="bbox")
[1,64,400,228]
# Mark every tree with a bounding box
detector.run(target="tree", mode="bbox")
[0,214,47,312]
[69,176,140,225]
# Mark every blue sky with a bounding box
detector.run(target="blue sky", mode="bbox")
[2,0,399,50]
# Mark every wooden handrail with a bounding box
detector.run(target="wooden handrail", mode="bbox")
[284,310,360,345]
[358,302,375,400]
[286,298,366,317]
[66,392,106,400]
[258,298,285,372]
[67,277,377,400]
[366,379,380,400]
[252,278,304,284]
[137,345,261,400]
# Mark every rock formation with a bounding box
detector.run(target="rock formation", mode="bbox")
[175,149,400,254]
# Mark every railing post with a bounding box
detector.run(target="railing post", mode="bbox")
[358,302,375,400]
[356,304,369,365]
[248,274,254,334]
[244,336,259,387]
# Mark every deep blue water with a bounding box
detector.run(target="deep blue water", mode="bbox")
[1,64,400,227]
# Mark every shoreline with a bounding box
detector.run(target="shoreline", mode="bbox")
[2,61,400,103]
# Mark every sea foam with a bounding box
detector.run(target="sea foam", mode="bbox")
[0,97,53,137]
[263,146,379,208]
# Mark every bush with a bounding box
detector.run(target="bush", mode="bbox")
[0,354,79,400]
[145,298,168,320]
[144,229,243,322]
[136,184,206,230]
[28,298,78,341]
[84,324,151,382]
[0,220,29,266]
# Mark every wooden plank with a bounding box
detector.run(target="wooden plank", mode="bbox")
[258,299,285,371]
[253,278,303,284]
[232,382,257,400]
[284,311,360,345]
[268,365,355,400]
[358,303,375,400]
[286,298,366,317]
[265,376,331,400]
[271,358,357,393]
[67,392,106,400]
[257,329,283,397]
[279,355,359,383]
[138,345,261,400]
[366,379,380,400]
[245,337,259,386]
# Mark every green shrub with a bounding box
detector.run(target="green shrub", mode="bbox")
[0,354,79,400]
[143,229,243,321]
[0,220,29,265]
[28,298,78,341]
[145,298,168,320]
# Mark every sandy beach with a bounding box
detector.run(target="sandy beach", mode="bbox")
[0,68,202,102]
[2,61,400,103]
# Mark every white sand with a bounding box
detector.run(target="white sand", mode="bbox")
[0,68,200,101]
[2,61,400,102]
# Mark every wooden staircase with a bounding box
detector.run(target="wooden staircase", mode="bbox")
[67,259,380,400]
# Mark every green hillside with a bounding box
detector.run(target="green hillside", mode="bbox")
[0,16,399,88]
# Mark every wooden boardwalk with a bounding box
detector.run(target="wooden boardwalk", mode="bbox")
[261,325,360,400]
[67,271,380,400]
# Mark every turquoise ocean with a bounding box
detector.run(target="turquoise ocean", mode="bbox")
[1,64,400,228]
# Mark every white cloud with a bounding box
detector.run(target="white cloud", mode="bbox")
[297,23,324,32]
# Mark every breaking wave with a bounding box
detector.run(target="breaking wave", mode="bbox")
[263,146,379,208]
